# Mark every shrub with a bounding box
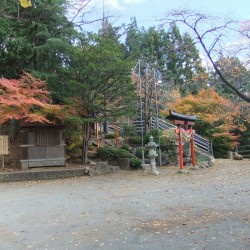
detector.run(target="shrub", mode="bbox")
[128,136,142,146]
[120,123,138,139]
[160,129,178,151]
[130,157,142,169]
[115,148,132,159]
[121,144,130,151]
[97,145,132,161]
[213,136,232,158]
[162,150,176,164]
[64,120,82,158]
[135,147,148,158]
[104,133,116,139]
[97,145,116,161]
[145,129,162,144]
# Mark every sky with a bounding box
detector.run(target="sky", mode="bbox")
[77,0,249,65]
[85,0,250,30]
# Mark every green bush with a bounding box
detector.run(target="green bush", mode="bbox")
[120,123,138,139]
[104,133,116,139]
[135,147,148,158]
[213,136,232,158]
[128,136,142,146]
[162,150,176,164]
[97,145,132,161]
[64,119,82,158]
[115,148,132,159]
[145,129,162,144]
[130,157,142,169]
[160,129,178,151]
[121,144,130,151]
[97,145,116,161]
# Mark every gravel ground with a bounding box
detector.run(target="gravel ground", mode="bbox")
[0,159,249,250]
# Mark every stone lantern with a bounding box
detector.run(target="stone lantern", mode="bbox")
[146,136,160,175]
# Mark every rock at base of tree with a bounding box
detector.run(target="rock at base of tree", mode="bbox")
[232,152,243,160]
[84,166,90,174]
[208,156,215,167]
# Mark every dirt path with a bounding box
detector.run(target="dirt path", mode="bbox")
[0,159,249,250]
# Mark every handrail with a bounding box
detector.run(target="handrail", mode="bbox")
[107,116,213,157]
[150,117,213,157]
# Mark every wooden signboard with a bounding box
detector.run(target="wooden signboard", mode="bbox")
[0,135,9,155]
[0,136,9,169]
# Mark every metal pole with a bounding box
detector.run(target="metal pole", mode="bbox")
[139,60,145,168]
[154,68,161,166]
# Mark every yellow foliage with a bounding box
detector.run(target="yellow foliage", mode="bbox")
[162,88,246,144]
[19,0,32,8]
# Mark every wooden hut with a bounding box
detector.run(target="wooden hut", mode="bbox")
[19,120,66,170]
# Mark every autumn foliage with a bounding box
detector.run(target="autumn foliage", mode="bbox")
[163,88,246,150]
[0,72,61,124]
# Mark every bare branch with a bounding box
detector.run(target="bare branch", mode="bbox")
[208,35,222,55]
[67,0,92,27]
[159,9,250,103]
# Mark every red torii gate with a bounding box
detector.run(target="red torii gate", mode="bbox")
[167,110,197,171]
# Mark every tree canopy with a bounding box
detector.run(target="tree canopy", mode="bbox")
[163,88,246,157]
[0,72,61,124]
[0,0,75,79]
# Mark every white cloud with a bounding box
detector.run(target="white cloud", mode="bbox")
[81,0,147,13]
[123,0,147,3]
[104,0,147,10]
[105,0,124,10]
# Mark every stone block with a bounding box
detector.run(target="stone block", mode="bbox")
[118,158,130,170]
[178,169,189,174]
[110,165,120,172]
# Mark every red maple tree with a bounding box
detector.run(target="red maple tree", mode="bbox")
[0,72,61,124]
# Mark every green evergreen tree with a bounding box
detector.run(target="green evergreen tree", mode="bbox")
[0,0,74,80]
[210,56,250,101]
[125,22,206,96]
[179,32,206,95]
[61,30,136,163]
[125,18,142,61]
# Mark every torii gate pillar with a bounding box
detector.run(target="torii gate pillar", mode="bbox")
[167,111,198,173]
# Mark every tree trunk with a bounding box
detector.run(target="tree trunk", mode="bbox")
[144,80,148,133]
[82,121,90,165]
[104,120,108,134]
[9,119,17,142]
